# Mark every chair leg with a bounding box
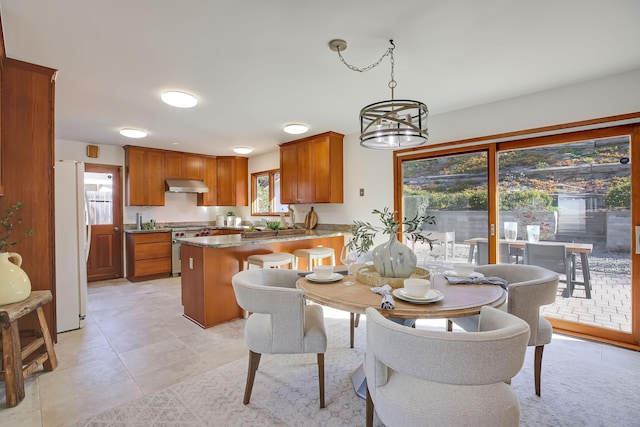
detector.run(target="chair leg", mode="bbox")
[534,345,544,396]
[354,313,360,328]
[317,353,325,408]
[366,385,374,427]
[243,350,261,404]
[350,313,356,348]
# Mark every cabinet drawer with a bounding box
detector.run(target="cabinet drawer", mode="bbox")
[133,232,170,244]
[135,242,171,259]
[134,258,171,276]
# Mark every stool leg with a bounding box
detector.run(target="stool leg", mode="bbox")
[2,321,25,407]
[36,306,58,371]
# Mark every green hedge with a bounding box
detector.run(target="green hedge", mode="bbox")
[605,180,630,208]
[404,189,553,211]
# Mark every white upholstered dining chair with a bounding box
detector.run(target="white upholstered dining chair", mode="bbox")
[365,306,530,427]
[231,268,327,408]
[450,264,559,396]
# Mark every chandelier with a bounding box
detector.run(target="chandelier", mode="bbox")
[329,39,428,150]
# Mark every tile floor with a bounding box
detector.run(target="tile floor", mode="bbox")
[1,276,639,427]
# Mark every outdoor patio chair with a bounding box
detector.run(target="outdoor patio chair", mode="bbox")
[523,242,584,297]
[476,241,514,265]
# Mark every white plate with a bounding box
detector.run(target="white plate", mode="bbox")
[306,273,343,283]
[398,288,440,301]
[393,289,444,304]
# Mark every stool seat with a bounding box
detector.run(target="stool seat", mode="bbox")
[0,290,58,407]
[293,247,336,271]
[247,252,295,269]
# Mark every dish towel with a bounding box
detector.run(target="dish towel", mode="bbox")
[370,284,395,310]
[445,272,508,290]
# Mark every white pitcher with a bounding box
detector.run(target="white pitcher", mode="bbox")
[0,252,31,305]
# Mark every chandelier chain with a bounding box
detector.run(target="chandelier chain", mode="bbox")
[336,42,393,74]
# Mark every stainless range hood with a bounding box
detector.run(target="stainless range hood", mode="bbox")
[165,179,209,193]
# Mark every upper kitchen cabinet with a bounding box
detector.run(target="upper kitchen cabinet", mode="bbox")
[197,156,248,207]
[216,156,248,206]
[124,146,165,206]
[165,152,204,180]
[280,131,344,204]
[197,156,218,206]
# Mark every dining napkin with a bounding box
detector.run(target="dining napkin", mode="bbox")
[445,272,508,290]
[370,284,395,310]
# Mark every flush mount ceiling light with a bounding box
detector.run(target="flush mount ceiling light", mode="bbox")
[233,146,253,154]
[161,91,198,108]
[283,123,309,135]
[329,39,428,150]
[119,128,148,138]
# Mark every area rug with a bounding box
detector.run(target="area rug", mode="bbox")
[76,317,640,426]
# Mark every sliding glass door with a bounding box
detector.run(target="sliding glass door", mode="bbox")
[401,150,488,269]
[396,124,639,347]
[498,136,631,333]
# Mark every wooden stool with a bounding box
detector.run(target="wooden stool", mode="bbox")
[246,252,295,269]
[293,247,336,271]
[0,290,58,407]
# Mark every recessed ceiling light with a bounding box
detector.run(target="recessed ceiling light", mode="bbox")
[283,123,309,134]
[119,128,148,138]
[161,91,198,108]
[233,146,253,154]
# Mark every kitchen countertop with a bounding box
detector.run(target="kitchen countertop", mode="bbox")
[124,226,248,234]
[177,229,345,248]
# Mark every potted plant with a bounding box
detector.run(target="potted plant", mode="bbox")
[226,211,235,227]
[347,207,436,278]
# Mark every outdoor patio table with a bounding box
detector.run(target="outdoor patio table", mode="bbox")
[464,237,594,297]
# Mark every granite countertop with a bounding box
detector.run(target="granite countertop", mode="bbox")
[177,230,345,248]
[124,226,248,234]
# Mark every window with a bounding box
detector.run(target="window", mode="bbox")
[251,169,289,215]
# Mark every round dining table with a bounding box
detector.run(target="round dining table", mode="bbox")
[295,271,506,320]
[295,271,507,399]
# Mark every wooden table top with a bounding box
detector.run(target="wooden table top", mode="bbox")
[463,237,593,253]
[296,274,506,319]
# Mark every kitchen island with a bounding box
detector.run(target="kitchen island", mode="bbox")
[178,230,346,328]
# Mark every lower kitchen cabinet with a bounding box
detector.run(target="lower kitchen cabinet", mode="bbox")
[126,232,172,282]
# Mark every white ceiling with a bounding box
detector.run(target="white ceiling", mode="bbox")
[2,0,640,157]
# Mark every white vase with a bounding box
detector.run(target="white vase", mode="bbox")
[372,235,417,278]
[0,252,32,305]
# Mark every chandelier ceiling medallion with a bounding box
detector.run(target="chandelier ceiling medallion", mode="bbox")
[329,39,429,150]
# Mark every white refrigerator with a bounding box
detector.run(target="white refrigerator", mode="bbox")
[55,160,90,332]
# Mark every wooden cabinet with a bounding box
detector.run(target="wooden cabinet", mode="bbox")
[280,131,344,204]
[125,232,171,282]
[1,58,57,337]
[165,152,204,180]
[198,156,248,206]
[124,146,165,206]
[197,156,217,206]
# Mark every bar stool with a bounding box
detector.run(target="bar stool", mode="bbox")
[0,290,58,407]
[293,247,335,271]
[246,252,295,269]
